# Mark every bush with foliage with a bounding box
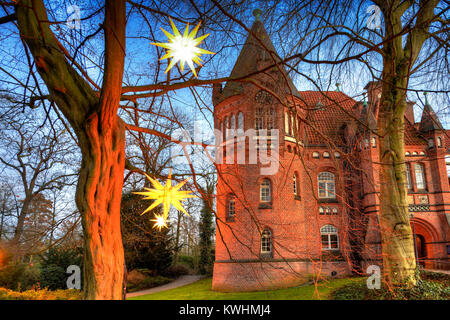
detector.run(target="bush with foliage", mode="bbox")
[178,255,195,270]
[39,247,83,290]
[0,287,81,300]
[162,264,190,278]
[121,192,174,274]
[0,262,40,291]
[332,272,450,300]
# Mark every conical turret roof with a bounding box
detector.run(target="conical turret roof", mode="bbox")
[221,13,299,99]
[419,98,444,132]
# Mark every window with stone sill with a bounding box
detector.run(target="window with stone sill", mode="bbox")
[260,229,273,257]
[321,225,339,250]
[318,172,336,199]
[260,178,271,203]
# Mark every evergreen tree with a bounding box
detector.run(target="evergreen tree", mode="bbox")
[198,193,214,275]
[121,192,173,274]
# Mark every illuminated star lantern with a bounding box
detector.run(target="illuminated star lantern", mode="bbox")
[134,171,196,230]
[151,18,215,78]
[151,214,169,231]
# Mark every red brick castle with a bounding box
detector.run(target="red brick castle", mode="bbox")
[211,12,450,292]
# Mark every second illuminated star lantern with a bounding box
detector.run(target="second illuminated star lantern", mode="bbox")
[151,18,215,78]
[134,171,196,230]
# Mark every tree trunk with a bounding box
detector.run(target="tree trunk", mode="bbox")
[12,198,31,244]
[76,116,126,300]
[378,77,417,288]
[16,0,127,299]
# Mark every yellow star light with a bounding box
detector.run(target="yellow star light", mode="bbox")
[151,214,169,231]
[151,18,215,78]
[134,170,196,230]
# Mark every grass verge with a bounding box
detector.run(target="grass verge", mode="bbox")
[128,277,363,300]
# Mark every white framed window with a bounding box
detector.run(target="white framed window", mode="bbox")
[325,207,331,215]
[261,229,272,255]
[228,195,235,218]
[405,152,410,156]
[414,163,426,190]
[318,172,336,199]
[312,152,320,159]
[323,152,330,158]
[438,137,442,148]
[334,152,341,158]
[260,179,271,202]
[406,163,412,190]
[332,208,338,215]
[319,207,324,215]
[237,112,244,130]
[230,114,236,130]
[321,225,339,250]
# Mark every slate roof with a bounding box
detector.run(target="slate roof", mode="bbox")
[222,20,299,99]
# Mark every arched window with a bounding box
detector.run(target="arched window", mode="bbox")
[318,172,336,199]
[405,152,410,156]
[323,152,330,158]
[237,112,244,131]
[255,108,275,131]
[230,114,236,130]
[334,152,341,159]
[260,179,271,202]
[227,194,235,219]
[406,163,412,190]
[293,174,298,195]
[255,108,264,131]
[438,137,443,148]
[414,163,426,190]
[319,207,324,215]
[320,225,339,250]
[332,208,338,215]
[312,152,320,159]
[260,229,272,255]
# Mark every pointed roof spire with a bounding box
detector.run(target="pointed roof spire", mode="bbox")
[253,8,262,21]
[220,10,299,100]
[419,93,443,132]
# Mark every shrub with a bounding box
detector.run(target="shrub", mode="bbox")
[126,275,172,293]
[39,247,83,290]
[332,277,450,300]
[178,255,195,270]
[0,287,82,300]
[161,264,190,278]
[0,263,40,291]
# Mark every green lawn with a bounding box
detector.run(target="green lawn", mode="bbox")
[128,277,364,300]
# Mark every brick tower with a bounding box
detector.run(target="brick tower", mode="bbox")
[211,11,353,292]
